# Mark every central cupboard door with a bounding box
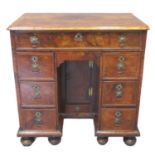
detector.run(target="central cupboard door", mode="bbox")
[58,60,99,117]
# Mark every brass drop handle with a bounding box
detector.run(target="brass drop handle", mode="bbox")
[114,111,122,126]
[119,34,126,47]
[32,84,41,99]
[31,56,39,72]
[74,33,83,41]
[117,63,124,72]
[34,112,42,124]
[30,35,40,47]
[117,56,125,73]
[115,83,123,98]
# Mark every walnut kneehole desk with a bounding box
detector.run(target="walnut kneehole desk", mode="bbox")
[8,13,149,146]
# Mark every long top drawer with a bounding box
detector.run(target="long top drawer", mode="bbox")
[15,31,142,50]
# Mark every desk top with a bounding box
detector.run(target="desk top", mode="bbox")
[8,13,149,31]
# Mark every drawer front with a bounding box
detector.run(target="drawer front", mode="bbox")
[15,32,141,49]
[101,81,138,105]
[65,104,92,114]
[101,52,141,79]
[19,81,56,108]
[16,52,55,80]
[100,108,137,130]
[15,32,110,48]
[20,109,57,130]
[110,32,141,49]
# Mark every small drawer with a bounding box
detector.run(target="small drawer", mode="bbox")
[19,81,56,108]
[101,52,141,79]
[101,81,138,105]
[110,32,142,49]
[15,32,110,48]
[100,108,137,130]
[16,52,55,80]
[64,104,92,114]
[20,109,57,130]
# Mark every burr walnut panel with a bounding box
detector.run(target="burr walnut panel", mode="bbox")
[20,109,57,130]
[15,31,142,49]
[101,81,138,105]
[16,52,55,80]
[101,52,141,79]
[100,108,137,130]
[19,81,56,108]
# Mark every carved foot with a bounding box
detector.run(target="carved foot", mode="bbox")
[123,137,137,146]
[48,137,61,145]
[97,137,108,145]
[21,137,35,146]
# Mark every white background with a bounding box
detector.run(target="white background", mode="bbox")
[0,0,154,154]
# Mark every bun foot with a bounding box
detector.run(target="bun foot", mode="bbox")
[21,137,35,146]
[123,137,137,146]
[48,137,61,145]
[97,137,108,145]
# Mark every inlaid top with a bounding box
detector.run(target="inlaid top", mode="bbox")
[8,13,149,31]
